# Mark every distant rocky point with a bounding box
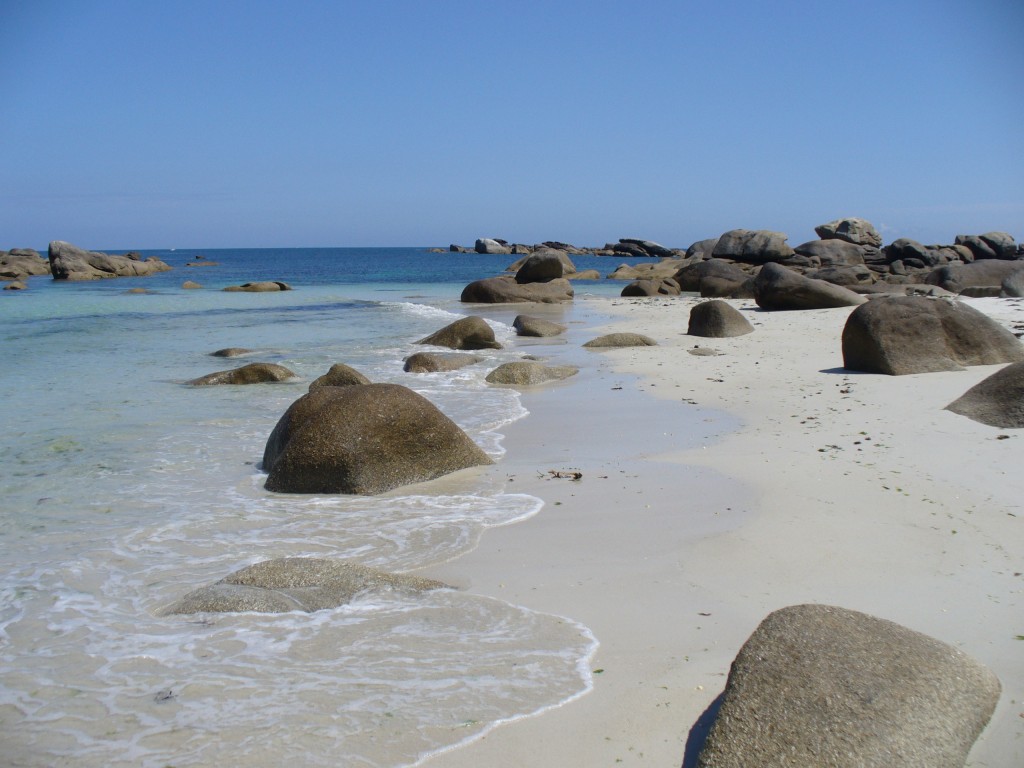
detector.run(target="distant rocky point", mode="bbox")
[47,240,172,281]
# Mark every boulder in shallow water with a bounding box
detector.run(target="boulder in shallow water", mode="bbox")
[403,352,483,373]
[222,281,292,292]
[461,275,574,303]
[188,362,297,385]
[308,363,371,389]
[162,557,449,614]
[210,347,255,358]
[262,383,493,494]
[842,296,1024,375]
[512,315,567,337]
[417,316,501,350]
[945,361,1024,428]
[696,604,1000,768]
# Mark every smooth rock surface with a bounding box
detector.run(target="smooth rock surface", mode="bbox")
[417,316,501,350]
[945,361,1024,428]
[188,362,296,385]
[687,300,755,337]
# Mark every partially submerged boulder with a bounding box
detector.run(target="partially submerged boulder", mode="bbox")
[512,314,567,337]
[461,275,574,304]
[515,251,564,283]
[583,332,657,348]
[162,557,448,614]
[403,352,483,373]
[474,238,511,255]
[485,361,578,385]
[945,361,1024,428]
[222,281,292,292]
[842,296,1024,375]
[48,240,172,280]
[417,316,501,350]
[308,363,371,389]
[754,262,867,310]
[697,604,1000,768]
[262,383,493,494]
[188,362,297,386]
[210,347,255,358]
[687,300,754,337]
[0,249,49,280]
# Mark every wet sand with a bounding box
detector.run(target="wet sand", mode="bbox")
[425,294,1024,767]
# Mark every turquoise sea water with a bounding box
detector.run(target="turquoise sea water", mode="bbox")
[0,248,622,767]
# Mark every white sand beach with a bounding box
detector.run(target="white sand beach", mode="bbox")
[426,295,1024,767]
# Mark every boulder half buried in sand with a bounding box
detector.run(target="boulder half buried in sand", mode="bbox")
[696,604,1000,768]
[162,557,448,614]
[945,361,1024,428]
[842,296,1024,375]
[262,383,493,494]
[485,361,578,386]
[687,300,754,337]
[512,315,567,338]
[583,332,657,348]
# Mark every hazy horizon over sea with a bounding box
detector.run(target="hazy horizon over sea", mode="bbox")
[0,248,627,767]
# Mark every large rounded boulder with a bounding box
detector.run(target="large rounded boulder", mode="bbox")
[712,229,795,264]
[262,383,493,494]
[945,361,1024,428]
[514,251,564,283]
[697,604,1000,768]
[512,315,567,337]
[842,296,1024,375]
[308,363,371,390]
[417,316,501,350]
[687,300,754,337]
[753,262,867,310]
[927,260,1024,294]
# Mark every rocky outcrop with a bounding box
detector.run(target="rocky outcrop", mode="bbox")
[583,333,657,348]
[402,352,483,373]
[210,347,255,358]
[842,296,1024,375]
[48,241,172,280]
[753,262,867,310]
[162,557,448,615]
[4,280,27,290]
[696,604,1000,768]
[475,238,511,255]
[308,363,371,389]
[945,361,1024,428]
[222,281,292,292]
[485,361,579,385]
[621,278,681,297]
[674,259,751,296]
[814,216,883,247]
[955,231,1017,260]
[262,383,493,494]
[712,229,795,264]
[417,316,501,350]
[613,238,677,259]
[188,362,297,386]
[0,249,49,280]
[512,315,567,337]
[461,276,574,304]
[926,260,1024,294]
[687,300,754,337]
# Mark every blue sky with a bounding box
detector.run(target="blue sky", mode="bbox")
[1,0,1022,249]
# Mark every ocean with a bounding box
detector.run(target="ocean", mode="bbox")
[0,248,626,767]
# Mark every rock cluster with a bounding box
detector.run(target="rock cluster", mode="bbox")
[48,240,171,280]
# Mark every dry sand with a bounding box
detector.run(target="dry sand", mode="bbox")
[425,294,1023,767]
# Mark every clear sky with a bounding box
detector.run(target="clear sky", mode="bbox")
[2,0,1022,250]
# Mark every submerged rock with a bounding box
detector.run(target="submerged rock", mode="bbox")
[162,557,449,614]
[222,281,292,292]
[188,362,297,385]
[308,363,371,389]
[403,352,483,373]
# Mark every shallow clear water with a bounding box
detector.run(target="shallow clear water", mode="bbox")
[0,249,615,767]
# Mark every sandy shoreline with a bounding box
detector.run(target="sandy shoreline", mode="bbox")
[424,294,1023,767]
